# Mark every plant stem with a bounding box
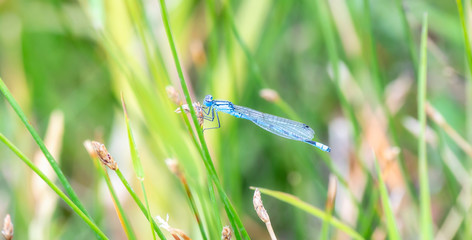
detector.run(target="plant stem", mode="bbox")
[0,78,96,233]
[156,1,250,239]
[0,133,109,239]
[417,13,433,240]
[115,169,167,239]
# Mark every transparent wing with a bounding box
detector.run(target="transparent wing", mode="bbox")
[233,105,315,140]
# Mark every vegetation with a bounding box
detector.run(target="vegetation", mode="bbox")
[0,0,471,239]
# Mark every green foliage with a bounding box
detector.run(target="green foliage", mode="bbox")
[0,0,471,239]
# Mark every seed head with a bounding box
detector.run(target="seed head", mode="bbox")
[253,188,270,223]
[259,89,280,103]
[221,226,232,240]
[2,214,13,240]
[91,141,118,170]
[175,102,204,127]
[166,86,181,105]
[156,215,191,240]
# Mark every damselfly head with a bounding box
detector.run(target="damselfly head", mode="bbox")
[203,95,213,107]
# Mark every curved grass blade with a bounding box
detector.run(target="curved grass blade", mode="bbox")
[394,0,418,73]
[101,166,137,240]
[455,0,472,152]
[121,94,161,240]
[0,78,94,224]
[157,1,250,239]
[166,159,209,240]
[0,133,109,239]
[374,154,400,240]
[114,169,166,239]
[252,187,364,240]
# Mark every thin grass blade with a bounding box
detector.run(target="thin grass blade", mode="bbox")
[374,154,400,240]
[253,187,364,240]
[0,133,109,239]
[101,167,137,240]
[417,13,433,240]
[0,77,99,235]
[121,94,158,240]
[157,1,250,239]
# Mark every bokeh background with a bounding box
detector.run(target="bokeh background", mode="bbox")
[0,0,471,239]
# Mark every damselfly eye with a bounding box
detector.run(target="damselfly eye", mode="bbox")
[203,95,213,107]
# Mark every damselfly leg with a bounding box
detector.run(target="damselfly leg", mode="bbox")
[202,106,221,131]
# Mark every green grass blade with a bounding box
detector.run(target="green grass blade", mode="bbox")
[0,133,109,239]
[123,0,169,91]
[374,155,400,240]
[320,176,336,240]
[167,159,209,240]
[121,94,144,180]
[357,179,380,237]
[181,179,209,240]
[157,1,250,239]
[115,169,167,239]
[121,95,161,240]
[222,3,266,88]
[361,2,419,205]
[363,0,384,99]
[417,13,433,240]
[100,167,137,240]
[253,187,364,240]
[456,0,472,153]
[311,0,361,137]
[395,0,418,73]
[456,0,472,74]
[0,78,94,224]
[141,183,157,240]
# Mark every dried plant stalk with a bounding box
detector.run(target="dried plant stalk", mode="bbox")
[426,102,472,158]
[253,188,277,240]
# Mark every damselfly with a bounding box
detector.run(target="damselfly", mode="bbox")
[202,95,331,152]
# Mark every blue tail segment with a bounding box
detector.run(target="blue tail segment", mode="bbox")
[305,140,331,152]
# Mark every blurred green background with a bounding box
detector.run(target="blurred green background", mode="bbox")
[0,0,471,239]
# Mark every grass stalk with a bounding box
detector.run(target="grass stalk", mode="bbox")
[417,13,433,240]
[121,95,164,240]
[157,0,250,239]
[207,179,223,235]
[456,0,472,74]
[320,175,336,240]
[100,167,137,240]
[455,0,472,154]
[426,102,472,158]
[123,0,169,91]
[141,183,157,240]
[0,133,108,239]
[253,187,364,240]
[312,0,361,137]
[357,179,380,237]
[363,0,384,98]
[180,177,208,240]
[115,169,166,239]
[166,158,209,240]
[394,0,418,73]
[362,0,419,204]
[0,78,95,227]
[374,154,400,240]
[312,0,372,214]
[223,1,362,211]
